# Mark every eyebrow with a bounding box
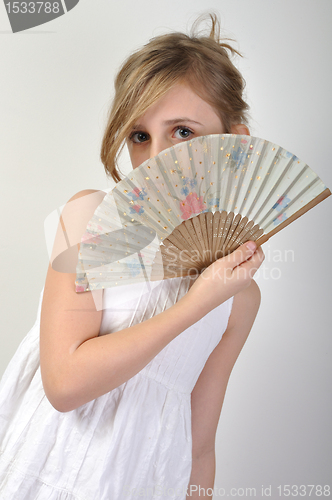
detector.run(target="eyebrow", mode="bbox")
[131,118,203,130]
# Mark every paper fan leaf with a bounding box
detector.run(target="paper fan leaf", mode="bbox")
[76,134,330,291]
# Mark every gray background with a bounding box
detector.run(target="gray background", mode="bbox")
[0,0,331,497]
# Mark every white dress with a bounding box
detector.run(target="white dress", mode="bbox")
[0,278,233,500]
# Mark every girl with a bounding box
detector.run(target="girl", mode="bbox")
[0,15,264,499]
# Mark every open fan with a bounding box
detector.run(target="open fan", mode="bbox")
[75,134,330,292]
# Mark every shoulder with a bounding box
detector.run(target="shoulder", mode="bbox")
[61,189,107,222]
[59,188,107,232]
[50,189,108,274]
[41,189,107,345]
[66,188,107,203]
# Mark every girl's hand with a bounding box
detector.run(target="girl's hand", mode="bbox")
[186,241,265,314]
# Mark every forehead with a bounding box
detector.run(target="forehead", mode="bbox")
[134,82,220,125]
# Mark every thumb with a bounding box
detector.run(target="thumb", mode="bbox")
[223,241,257,268]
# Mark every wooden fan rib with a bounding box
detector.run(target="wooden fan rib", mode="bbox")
[184,219,205,259]
[162,266,198,279]
[170,222,205,267]
[191,216,207,264]
[211,211,229,258]
[205,212,213,251]
[250,227,264,241]
[176,225,201,266]
[218,211,234,255]
[169,228,202,259]
[161,244,201,270]
[226,216,248,251]
[227,219,254,253]
[211,211,222,256]
[166,233,187,252]
[160,244,197,267]
[162,238,187,257]
[244,223,261,241]
[198,213,212,265]
[222,213,242,253]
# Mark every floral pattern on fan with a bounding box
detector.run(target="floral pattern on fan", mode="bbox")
[179,192,206,220]
[180,177,198,196]
[129,204,144,215]
[227,136,253,171]
[128,187,148,201]
[273,213,288,225]
[273,195,291,211]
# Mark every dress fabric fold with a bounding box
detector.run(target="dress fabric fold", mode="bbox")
[0,278,233,500]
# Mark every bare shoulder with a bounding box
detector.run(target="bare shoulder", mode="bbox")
[43,187,107,306]
[66,188,107,204]
[59,189,107,245]
[50,189,107,274]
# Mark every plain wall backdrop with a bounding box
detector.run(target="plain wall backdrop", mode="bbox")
[0,1,331,497]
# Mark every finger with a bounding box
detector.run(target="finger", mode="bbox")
[242,246,265,264]
[233,246,265,280]
[223,241,258,269]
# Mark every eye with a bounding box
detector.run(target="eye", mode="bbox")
[173,127,194,140]
[129,131,150,144]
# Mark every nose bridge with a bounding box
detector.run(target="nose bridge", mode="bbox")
[150,135,171,158]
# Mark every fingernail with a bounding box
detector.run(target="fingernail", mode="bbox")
[246,241,256,251]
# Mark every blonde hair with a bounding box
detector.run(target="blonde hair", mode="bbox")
[101,13,249,182]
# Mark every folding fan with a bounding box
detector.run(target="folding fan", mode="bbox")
[75,134,330,292]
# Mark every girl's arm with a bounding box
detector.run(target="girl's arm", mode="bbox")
[186,280,261,497]
[40,190,264,412]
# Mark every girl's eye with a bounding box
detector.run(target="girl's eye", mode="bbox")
[130,132,149,144]
[173,127,193,140]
